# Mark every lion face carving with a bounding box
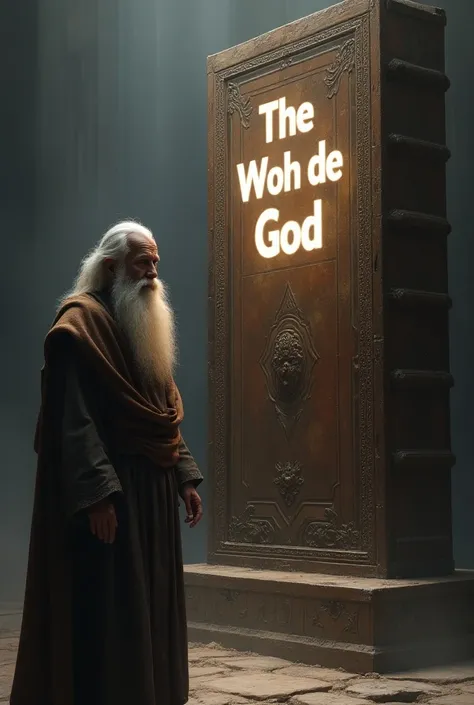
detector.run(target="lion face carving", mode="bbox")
[271,329,305,402]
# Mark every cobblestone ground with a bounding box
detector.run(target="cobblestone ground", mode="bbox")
[1,631,474,704]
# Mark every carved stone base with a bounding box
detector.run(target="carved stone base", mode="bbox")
[184,564,474,674]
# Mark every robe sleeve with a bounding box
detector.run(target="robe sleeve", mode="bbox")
[61,356,123,517]
[175,438,203,488]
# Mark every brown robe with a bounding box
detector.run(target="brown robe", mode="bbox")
[10,291,203,705]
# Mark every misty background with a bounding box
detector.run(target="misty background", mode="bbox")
[1,0,473,604]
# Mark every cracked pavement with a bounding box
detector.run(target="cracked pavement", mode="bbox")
[1,633,474,704]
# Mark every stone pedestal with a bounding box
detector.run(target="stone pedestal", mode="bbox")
[185,565,474,674]
[193,0,474,674]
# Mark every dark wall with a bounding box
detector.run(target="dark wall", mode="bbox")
[429,0,474,569]
[1,0,473,602]
[0,0,38,605]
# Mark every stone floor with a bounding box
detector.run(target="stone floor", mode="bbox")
[1,631,474,704]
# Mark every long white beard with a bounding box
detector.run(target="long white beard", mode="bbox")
[111,266,177,386]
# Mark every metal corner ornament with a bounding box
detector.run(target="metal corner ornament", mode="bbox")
[324,38,356,99]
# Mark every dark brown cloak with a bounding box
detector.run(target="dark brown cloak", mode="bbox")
[10,292,202,705]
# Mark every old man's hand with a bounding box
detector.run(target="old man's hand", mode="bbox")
[88,497,118,544]
[180,484,203,528]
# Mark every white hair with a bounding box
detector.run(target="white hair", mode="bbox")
[59,220,154,306]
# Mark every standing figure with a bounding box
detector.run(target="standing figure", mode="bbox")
[11,222,203,705]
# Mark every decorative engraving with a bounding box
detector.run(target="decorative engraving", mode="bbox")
[257,597,292,627]
[228,505,276,545]
[324,39,355,98]
[343,609,359,634]
[274,461,304,507]
[219,589,240,602]
[227,82,253,128]
[313,600,359,635]
[313,599,344,626]
[353,14,373,559]
[260,284,319,437]
[209,15,375,565]
[280,56,294,70]
[302,508,360,550]
[218,589,248,619]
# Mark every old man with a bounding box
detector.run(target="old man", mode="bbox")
[11,222,203,705]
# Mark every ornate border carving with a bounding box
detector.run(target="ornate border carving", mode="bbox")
[324,38,356,99]
[227,82,253,128]
[354,11,373,559]
[312,599,360,635]
[302,509,361,550]
[208,15,375,567]
[228,506,276,545]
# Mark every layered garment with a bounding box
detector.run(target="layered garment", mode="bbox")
[11,291,202,705]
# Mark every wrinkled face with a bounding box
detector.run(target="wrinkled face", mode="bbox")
[123,233,160,287]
